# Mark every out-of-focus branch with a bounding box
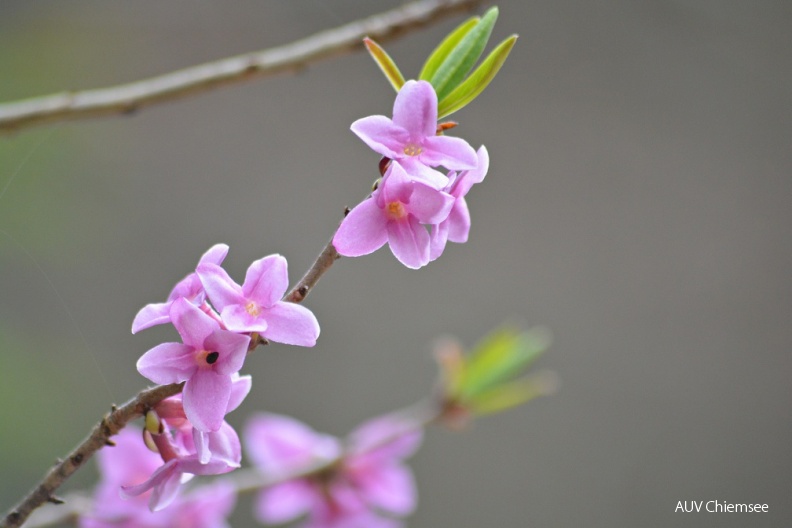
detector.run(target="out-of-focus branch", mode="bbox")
[0,0,481,135]
[24,399,440,528]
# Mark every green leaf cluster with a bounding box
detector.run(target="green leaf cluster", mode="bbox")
[364,6,517,118]
[447,326,553,415]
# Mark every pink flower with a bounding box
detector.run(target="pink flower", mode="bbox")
[79,429,237,527]
[333,162,454,269]
[196,254,320,347]
[132,244,228,334]
[245,412,422,528]
[121,420,241,511]
[351,80,477,189]
[136,298,250,432]
[430,145,489,261]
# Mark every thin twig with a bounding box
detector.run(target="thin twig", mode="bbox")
[0,0,481,135]
[284,234,341,303]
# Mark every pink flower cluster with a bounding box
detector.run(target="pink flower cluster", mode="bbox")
[334,80,489,269]
[80,427,236,528]
[122,245,320,510]
[245,412,422,528]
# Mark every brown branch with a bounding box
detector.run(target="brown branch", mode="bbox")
[2,383,184,528]
[284,234,341,303]
[0,0,481,135]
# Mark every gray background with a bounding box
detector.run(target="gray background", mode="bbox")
[1,1,790,527]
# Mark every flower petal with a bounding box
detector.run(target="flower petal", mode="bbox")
[204,328,250,376]
[406,182,454,225]
[380,161,414,204]
[350,116,409,158]
[446,199,472,243]
[199,243,229,267]
[398,157,450,189]
[333,198,388,257]
[242,254,288,308]
[244,413,341,477]
[421,135,478,170]
[183,370,232,432]
[131,301,172,334]
[196,263,244,312]
[349,413,423,461]
[354,462,417,516]
[392,80,437,139]
[429,221,450,262]
[260,302,320,347]
[220,304,268,334]
[120,459,181,512]
[387,217,430,269]
[206,421,242,466]
[226,374,252,413]
[137,342,196,384]
[255,480,316,524]
[451,145,488,197]
[171,298,220,350]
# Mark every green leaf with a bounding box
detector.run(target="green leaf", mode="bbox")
[459,326,551,399]
[469,377,544,415]
[437,35,518,118]
[364,37,405,92]
[418,16,480,83]
[429,7,499,101]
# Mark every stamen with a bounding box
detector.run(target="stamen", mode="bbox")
[403,143,422,157]
[386,201,407,220]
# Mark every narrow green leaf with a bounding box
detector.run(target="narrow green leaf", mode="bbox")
[430,7,499,101]
[437,35,518,118]
[459,326,550,399]
[469,378,543,415]
[364,37,405,92]
[418,16,480,82]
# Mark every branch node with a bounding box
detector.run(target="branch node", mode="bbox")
[46,496,65,505]
[70,453,84,466]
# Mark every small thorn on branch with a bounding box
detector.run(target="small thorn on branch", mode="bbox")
[46,496,65,505]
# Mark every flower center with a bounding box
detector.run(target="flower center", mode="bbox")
[246,301,261,317]
[196,349,220,367]
[386,201,407,220]
[403,143,422,157]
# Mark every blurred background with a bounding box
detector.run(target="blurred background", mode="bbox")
[1,1,790,526]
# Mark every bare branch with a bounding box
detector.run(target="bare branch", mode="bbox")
[2,383,184,528]
[0,0,481,135]
[285,233,341,304]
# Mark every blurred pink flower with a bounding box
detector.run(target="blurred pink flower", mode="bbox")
[79,428,236,527]
[245,412,422,528]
